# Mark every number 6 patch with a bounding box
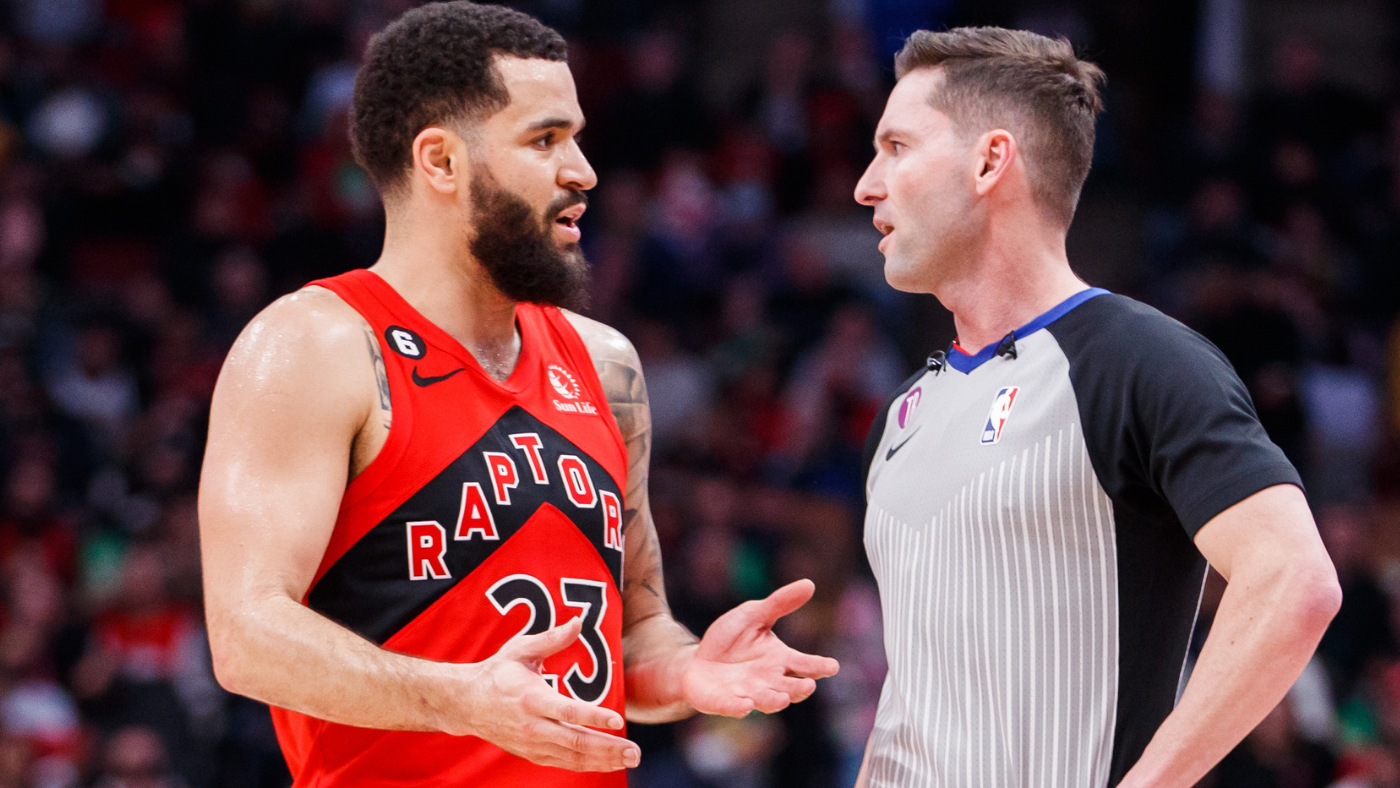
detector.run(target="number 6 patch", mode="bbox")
[384,325,426,359]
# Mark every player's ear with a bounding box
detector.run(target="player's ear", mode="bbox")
[972,128,1018,197]
[411,126,470,196]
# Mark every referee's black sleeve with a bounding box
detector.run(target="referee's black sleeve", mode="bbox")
[1047,295,1303,538]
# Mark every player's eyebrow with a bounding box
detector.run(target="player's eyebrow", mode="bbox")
[526,117,585,134]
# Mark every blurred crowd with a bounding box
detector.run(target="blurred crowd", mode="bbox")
[0,0,1396,786]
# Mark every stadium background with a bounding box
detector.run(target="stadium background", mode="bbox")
[0,0,1397,785]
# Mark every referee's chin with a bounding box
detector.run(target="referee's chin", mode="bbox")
[882,255,931,294]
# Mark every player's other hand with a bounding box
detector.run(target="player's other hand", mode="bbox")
[446,618,640,772]
[683,579,841,717]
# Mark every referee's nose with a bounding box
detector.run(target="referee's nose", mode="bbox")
[855,156,885,206]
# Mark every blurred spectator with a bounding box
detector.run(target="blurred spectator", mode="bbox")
[1317,506,1396,701]
[783,303,901,496]
[94,725,187,788]
[73,544,218,785]
[822,580,886,787]
[1207,700,1335,788]
[633,153,720,322]
[593,29,711,172]
[0,622,80,787]
[205,248,268,352]
[1301,337,1383,505]
[632,320,715,452]
[582,168,649,323]
[45,318,139,457]
[0,459,78,585]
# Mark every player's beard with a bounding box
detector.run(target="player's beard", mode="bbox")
[467,170,591,312]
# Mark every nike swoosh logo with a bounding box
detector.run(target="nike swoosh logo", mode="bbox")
[412,366,465,387]
[886,428,921,461]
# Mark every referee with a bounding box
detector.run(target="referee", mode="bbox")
[852,28,1340,788]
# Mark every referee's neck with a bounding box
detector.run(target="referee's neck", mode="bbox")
[937,240,1087,356]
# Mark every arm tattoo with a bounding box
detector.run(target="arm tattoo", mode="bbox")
[364,329,392,429]
[569,317,688,634]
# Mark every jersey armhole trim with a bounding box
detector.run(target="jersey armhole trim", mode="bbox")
[300,274,417,587]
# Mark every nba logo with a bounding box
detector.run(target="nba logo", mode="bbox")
[981,386,1019,445]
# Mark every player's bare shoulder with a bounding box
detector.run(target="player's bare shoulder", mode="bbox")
[562,310,640,372]
[561,310,646,420]
[218,287,369,397]
[210,285,389,472]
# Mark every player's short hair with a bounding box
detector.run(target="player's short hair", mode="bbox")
[894,27,1105,227]
[350,1,568,195]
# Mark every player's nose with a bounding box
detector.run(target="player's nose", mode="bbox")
[560,140,597,192]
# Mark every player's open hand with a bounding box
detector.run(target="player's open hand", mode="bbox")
[453,618,641,772]
[682,579,841,716]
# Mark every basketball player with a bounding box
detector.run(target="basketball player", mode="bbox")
[852,28,1340,788]
[197,4,838,786]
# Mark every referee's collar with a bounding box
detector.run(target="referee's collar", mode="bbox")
[945,287,1110,374]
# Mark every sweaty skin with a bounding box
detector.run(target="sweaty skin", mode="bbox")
[200,53,837,776]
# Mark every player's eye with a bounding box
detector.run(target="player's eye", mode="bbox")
[532,134,554,150]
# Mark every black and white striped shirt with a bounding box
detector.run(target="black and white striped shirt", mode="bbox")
[861,290,1301,788]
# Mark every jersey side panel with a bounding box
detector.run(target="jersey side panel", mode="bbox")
[1044,294,1301,784]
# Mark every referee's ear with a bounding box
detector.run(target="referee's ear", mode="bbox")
[972,128,1019,199]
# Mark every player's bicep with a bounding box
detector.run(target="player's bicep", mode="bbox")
[199,294,372,612]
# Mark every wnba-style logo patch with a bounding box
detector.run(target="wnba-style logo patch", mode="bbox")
[897,387,922,429]
[981,386,1019,445]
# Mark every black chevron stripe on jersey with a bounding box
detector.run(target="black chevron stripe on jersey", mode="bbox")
[307,406,623,645]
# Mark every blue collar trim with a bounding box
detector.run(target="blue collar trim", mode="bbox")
[944,287,1110,374]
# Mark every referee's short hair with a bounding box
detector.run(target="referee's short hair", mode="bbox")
[895,27,1105,228]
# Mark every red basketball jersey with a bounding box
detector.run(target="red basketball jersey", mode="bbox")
[270,269,629,788]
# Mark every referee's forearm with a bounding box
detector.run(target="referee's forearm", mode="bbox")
[1115,557,1339,787]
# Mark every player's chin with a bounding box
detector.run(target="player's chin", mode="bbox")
[556,242,588,270]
